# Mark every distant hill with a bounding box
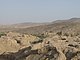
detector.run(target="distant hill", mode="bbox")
[0,22,48,28]
[13,18,80,35]
[0,22,48,32]
[0,18,80,35]
[52,18,80,23]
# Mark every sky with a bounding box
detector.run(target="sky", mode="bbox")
[0,0,80,24]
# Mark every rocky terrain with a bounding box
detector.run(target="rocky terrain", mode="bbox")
[0,18,80,60]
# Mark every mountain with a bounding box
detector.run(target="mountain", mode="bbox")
[52,18,80,23]
[13,18,80,35]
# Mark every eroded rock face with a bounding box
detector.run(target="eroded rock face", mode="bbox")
[0,45,65,60]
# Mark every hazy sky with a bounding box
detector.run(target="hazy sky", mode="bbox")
[0,0,80,24]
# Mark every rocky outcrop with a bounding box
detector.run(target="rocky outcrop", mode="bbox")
[0,32,40,54]
[0,45,66,60]
[0,31,80,60]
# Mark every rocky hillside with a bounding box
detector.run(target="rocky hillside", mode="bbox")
[0,31,80,60]
[0,18,80,60]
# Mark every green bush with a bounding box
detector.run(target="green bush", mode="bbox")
[0,32,6,37]
[32,33,48,39]
[56,31,62,36]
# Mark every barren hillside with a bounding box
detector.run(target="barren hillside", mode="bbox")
[0,18,80,60]
[14,18,80,35]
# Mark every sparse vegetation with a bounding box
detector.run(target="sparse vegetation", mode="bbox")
[0,32,6,37]
[56,31,62,36]
[63,33,69,37]
[32,33,48,39]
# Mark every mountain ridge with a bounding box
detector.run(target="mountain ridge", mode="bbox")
[13,18,80,35]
